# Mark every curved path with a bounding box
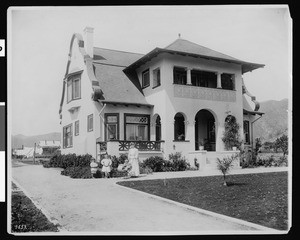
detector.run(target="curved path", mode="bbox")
[11,164,286,234]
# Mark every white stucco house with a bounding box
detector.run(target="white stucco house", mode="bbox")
[59,27,264,170]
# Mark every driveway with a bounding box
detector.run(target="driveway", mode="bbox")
[11,164,286,233]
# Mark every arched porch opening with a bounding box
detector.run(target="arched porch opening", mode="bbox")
[153,114,161,141]
[195,109,216,151]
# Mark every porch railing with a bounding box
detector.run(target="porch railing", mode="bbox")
[119,140,162,151]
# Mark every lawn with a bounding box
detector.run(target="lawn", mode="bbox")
[11,182,59,232]
[117,171,288,230]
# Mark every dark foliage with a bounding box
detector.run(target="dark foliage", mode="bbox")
[11,191,59,232]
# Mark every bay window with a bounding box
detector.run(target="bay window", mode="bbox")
[124,114,150,141]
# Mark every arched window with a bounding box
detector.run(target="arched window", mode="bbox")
[155,115,161,141]
[174,113,185,141]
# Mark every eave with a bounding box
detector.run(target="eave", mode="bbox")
[124,48,265,74]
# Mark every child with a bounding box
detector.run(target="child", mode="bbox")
[90,158,98,178]
[101,154,112,178]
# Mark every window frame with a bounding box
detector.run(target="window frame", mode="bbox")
[124,113,150,141]
[63,123,73,148]
[104,113,120,141]
[173,66,187,85]
[142,69,150,89]
[67,71,82,103]
[174,113,186,141]
[152,68,161,89]
[243,120,250,145]
[221,73,235,90]
[87,114,93,132]
[74,120,79,136]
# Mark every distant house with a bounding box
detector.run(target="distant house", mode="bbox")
[38,140,61,155]
[13,146,42,158]
[59,27,263,170]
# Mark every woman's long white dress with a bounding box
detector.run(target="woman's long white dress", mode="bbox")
[128,147,140,176]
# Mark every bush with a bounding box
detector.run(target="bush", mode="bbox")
[110,168,128,178]
[110,154,127,169]
[61,166,92,179]
[139,165,153,174]
[142,153,189,172]
[168,152,189,171]
[43,153,92,169]
[141,156,167,172]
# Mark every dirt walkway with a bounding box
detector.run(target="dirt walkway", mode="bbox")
[11,165,285,233]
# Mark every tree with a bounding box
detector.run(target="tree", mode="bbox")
[222,115,242,150]
[275,134,288,156]
[216,154,237,186]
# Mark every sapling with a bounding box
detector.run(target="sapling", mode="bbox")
[216,154,237,186]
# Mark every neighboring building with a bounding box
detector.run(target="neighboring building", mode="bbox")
[13,146,43,158]
[38,140,61,155]
[59,27,264,169]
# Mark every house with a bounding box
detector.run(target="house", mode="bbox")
[59,27,264,170]
[13,146,43,158]
[38,140,61,155]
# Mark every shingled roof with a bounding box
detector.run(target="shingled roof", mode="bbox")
[92,48,152,106]
[125,38,264,74]
[243,95,264,115]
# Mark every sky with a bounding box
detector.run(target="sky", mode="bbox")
[9,5,291,136]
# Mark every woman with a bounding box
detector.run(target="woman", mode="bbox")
[128,142,140,177]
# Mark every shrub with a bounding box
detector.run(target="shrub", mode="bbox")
[110,168,128,178]
[43,153,92,169]
[139,164,153,174]
[110,154,127,169]
[141,156,167,172]
[222,115,242,150]
[168,152,189,171]
[61,166,92,179]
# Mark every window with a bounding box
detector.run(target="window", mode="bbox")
[244,120,250,144]
[174,113,185,141]
[153,68,161,88]
[63,124,73,148]
[155,115,161,141]
[125,114,150,141]
[142,69,150,88]
[67,73,81,102]
[75,120,79,136]
[173,67,187,85]
[221,73,235,90]
[105,114,119,140]
[87,114,93,132]
[191,70,217,88]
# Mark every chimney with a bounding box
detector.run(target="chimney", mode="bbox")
[84,27,94,58]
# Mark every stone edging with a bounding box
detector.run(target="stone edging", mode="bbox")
[115,181,285,234]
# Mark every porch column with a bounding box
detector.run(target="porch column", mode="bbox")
[215,120,224,151]
[187,68,192,85]
[217,72,222,89]
[185,120,195,151]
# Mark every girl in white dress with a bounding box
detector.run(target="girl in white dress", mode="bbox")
[128,143,140,177]
[101,154,112,178]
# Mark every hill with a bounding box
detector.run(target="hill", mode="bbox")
[253,98,288,142]
[12,132,61,149]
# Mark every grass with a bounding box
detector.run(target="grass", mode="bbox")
[117,171,288,230]
[11,182,59,232]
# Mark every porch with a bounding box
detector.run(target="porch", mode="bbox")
[96,140,164,161]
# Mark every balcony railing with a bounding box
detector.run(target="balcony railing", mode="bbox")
[174,84,236,102]
[119,140,162,151]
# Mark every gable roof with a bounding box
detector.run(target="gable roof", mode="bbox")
[92,48,152,106]
[125,38,264,74]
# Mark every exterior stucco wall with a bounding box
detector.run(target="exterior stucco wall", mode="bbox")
[136,53,244,158]
[60,43,98,158]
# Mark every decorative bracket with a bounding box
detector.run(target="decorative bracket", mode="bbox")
[242,78,260,111]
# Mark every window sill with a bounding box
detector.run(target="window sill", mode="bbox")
[152,84,161,89]
[142,85,150,89]
[173,140,190,142]
[67,97,81,104]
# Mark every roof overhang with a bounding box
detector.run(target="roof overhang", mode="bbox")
[99,100,153,108]
[124,48,265,74]
[243,109,264,116]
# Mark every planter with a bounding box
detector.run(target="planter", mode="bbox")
[232,147,237,151]
[199,146,204,151]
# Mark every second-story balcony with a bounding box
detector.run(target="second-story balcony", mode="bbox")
[173,84,236,102]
